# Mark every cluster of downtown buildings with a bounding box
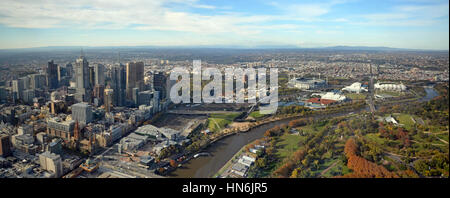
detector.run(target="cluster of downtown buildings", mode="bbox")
[0,53,174,178]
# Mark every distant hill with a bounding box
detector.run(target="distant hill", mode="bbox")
[319,46,408,51]
[0,45,446,52]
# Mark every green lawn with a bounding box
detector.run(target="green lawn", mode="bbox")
[376,90,403,97]
[275,134,306,159]
[210,113,241,120]
[208,118,231,132]
[436,133,449,143]
[365,133,389,145]
[208,113,241,132]
[322,160,351,178]
[297,125,324,136]
[310,158,340,177]
[393,113,416,131]
[249,111,266,119]
[345,93,367,100]
[412,133,448,147]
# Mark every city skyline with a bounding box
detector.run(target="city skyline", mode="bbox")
[0,0,449,50]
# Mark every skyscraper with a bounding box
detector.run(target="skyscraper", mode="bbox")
[89,66,95,88]
[104,88,114,113]
[0,134,12,157]
[94,63,105,86]
[46,60,59,89]
[12,78,24,100]
[126,61,144,100]
[66,63,73,80]
[30,74,45,90]
[110,64,126,106]
[75,54,91,102]
[93,84,105,105]
[153,72,169,100]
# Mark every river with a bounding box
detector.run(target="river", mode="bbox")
[168,110,361,178]
[168,86,439,178]
[420,86,439,102]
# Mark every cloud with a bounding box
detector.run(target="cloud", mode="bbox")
[269,0,348,21]
[355,2,449,27]
[0,0,252,33]
[0,0,447,49]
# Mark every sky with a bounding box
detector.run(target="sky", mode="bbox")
[0,0,448,50]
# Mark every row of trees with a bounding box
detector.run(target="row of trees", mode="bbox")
[341,138,399,178]
[288,118,309,128]
[272,121,333,178]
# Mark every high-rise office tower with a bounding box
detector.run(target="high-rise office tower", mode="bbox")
[89,66,95,88]
[94,63,105,86]
[153,72,169,100]
[93,84,104,105]
[66,63,73,79]
[0,134,12,157]
[75,54,91,103]
[104,88,114,113]
[46,60,59,89]
[132,87,139,106]
[126,61,144,100]
[21,76,31,90]
[22,89,35,104]
[12,79,24,100]
[30,74,45,90]
[0,86,7,103]
[57,65,68,83]
[110,64,126,106]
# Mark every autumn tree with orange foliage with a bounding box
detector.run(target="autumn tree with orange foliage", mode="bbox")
[341,138,399,178]
[288,118,308,128]
[169,159,178,168]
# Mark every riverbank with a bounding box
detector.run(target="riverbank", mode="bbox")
[169,86,440,178]
[169,103,368,178]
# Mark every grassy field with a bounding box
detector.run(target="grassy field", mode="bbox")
[208,113,241,132]
[210,113,241,120]
[310,158,340,177]
[376,90,404,97]
[249,111,266,119]
[297,125,325,136]
[365,133,389,145]
[412,132,448,147]
[393,113,416,131]
[321,160,351,178]
[345,93,367,100]
[275,134,306,159]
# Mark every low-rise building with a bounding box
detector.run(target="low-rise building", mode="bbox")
[342,82,368,93]
[375,82,407,92]
[46,117,75,141]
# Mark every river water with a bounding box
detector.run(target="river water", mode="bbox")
[169,86,439,178]
[168,110,358,178]
[168,118,294,178]
[420,86,439,102]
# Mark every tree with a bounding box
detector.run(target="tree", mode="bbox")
[170,159,178,168]
[313,160,320,170]
[290,168,301,178]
